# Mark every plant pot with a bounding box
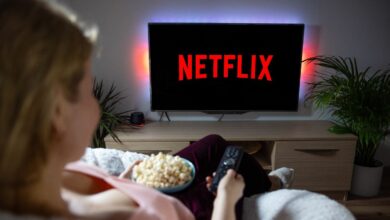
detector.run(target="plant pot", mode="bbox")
[350,161,384,197]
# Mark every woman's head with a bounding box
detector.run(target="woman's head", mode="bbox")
[0,0,99,189]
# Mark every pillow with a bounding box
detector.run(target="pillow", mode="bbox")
[81,148,149,176]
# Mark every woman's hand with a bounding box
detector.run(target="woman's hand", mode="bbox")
[211,169,245,220]
[118,160,143,179]
[216,169,245,203]
[205,172,216,195]
[206,170,245,199]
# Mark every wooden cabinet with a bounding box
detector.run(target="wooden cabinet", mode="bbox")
[106,141,188,155]
[273,140,355,191]
[105,120,356,197]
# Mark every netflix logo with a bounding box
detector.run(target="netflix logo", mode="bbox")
[178,54,273,81]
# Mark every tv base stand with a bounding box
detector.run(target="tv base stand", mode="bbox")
[159,111,171,122]
[105,120,356,200]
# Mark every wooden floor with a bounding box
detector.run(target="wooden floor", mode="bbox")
[341,166,390,220]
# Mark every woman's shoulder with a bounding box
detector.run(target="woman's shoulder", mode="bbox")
[0,210,64,220]
[65,161,110,178]
[0,210,133,220]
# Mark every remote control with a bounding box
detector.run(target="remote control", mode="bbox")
[209,146,244,193]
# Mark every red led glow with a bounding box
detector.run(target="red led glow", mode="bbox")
[132,42,149,82]
[131,30,319,101]
[300,44,316,83]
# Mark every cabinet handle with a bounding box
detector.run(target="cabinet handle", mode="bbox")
[294,148,340,152]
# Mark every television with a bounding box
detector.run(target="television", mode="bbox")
[148,23,304,112]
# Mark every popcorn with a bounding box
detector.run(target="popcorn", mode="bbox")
[132,152,193,188]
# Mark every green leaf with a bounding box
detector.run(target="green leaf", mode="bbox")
[328,124,352,134]
[303,56,390,166]
[91,78,132,148]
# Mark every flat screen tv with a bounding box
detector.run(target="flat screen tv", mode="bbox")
[148,23,304,112]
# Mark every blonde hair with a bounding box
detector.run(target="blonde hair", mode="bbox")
[0,0,96,209]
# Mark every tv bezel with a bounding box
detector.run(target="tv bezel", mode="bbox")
[148,22,305,113]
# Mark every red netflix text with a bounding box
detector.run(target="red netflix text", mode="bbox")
[178,54,273,81]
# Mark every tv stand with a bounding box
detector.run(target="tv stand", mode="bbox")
[218,114,224,122]
[105,120,356,200]
[158,111,171,122]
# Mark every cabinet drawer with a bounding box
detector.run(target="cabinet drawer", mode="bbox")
[274,140,356,191]
[106,141,189,155]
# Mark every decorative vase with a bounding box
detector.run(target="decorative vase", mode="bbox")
[350,162,384,197]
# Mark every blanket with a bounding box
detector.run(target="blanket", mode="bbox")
[243,189,355,220]
[82,148,355,220]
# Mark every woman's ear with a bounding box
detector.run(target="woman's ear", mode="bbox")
[51,90,71,140]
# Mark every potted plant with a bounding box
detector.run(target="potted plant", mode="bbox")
[92,78,130,148]
[304,56,390,196]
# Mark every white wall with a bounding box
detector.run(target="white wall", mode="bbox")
[62,0,390,163]
[62,0,390,119]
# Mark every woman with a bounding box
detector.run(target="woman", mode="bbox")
[0,0,290,219]
[62,134,285,220]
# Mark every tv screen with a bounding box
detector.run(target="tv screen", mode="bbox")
[148,23,304,112]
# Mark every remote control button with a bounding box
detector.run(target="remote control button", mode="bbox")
[224,158,235,166]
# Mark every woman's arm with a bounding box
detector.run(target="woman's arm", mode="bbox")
[211,169,245,220]
[62,170,111,194]
[62,188,136,218]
